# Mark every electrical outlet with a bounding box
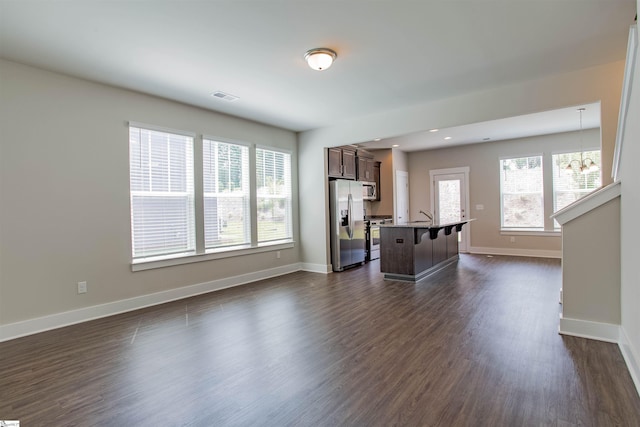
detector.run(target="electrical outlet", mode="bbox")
[510,236,516,243]
[77,281,87,294]
[276,251,281,259]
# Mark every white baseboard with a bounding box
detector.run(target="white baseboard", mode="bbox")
[0,262,303,343]
[469,246,562,259]
[300,262,331,273]
[558,316,620,343]
[619,327,640,398]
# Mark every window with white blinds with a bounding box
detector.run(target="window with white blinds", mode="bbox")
[129,124,294,266]
[256,148,292,243]
[552,150,601,228]
[129,126,195,259]
[500,156,544,228]
[203,139,250,249]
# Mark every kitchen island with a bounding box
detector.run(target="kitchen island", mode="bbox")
[379,219,472,282]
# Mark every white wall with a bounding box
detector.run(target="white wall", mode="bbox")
[562,197,620,325]
[299,60,625,269]
[368,149,393,217]
[0,60,300,332]
[390,148,409,223]
[620,20,640,391]
[404,129,600,255]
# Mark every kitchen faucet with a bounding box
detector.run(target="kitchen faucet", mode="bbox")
[419,210,433,221]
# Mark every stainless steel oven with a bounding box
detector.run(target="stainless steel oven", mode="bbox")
[366,217,391,261]
[368,222,381,260]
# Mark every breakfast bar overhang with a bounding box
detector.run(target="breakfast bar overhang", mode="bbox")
[379,220,473,282]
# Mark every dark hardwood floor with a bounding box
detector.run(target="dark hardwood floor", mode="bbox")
[2,254,639,426]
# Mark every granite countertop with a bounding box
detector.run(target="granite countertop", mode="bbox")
[364,215,393,220]
[380,219,474,228]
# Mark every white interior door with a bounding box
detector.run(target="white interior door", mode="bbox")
[430,167,470,252]
[395,170,409,224]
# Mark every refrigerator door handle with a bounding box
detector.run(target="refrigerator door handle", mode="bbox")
[348,193,354,239]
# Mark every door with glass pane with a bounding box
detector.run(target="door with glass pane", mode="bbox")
[430,168,469,252]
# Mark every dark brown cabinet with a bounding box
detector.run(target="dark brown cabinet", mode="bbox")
[379,221,469,282]
[342,149,356,179]
[328,147,343,177]
[357,157,375,181]
[328,147,380,196]
[356,148,379,184]
[328,146,356,179]
[373,161,381,200]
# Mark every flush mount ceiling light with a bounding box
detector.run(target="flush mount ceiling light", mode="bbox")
[304,48,337,71]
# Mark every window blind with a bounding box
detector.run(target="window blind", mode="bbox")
[203,139,250,249]
[256,148,292,243]
[129,126,195,259]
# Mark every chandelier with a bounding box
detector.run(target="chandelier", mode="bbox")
[565,108,599,174]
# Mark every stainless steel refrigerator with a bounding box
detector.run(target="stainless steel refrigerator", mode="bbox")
[329,179,366,271]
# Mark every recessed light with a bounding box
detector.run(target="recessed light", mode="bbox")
[392,144,399,147]
[444,136,452,140]
[429,129,439,132]
[373,138,381,141]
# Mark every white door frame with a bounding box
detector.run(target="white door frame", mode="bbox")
[429,167,470,252]
[395,170,409,224]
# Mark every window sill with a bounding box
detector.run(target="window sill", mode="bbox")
[132,240,295,271]
[500,229,561,237]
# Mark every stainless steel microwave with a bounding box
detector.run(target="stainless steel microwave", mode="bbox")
[362,181,377,200]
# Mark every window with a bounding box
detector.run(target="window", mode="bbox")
[552,150,601,227]
[129,126,195,259]
[256,148,293,243]
[128,124,293,266]
[500,156,544,229]
[499,150,602,232]
[203,139,250,249]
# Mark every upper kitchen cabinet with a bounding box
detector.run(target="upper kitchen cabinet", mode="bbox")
[328,146,357,179]
[356,149,382,201]
[373,161,381,200]
[357,156,374,181]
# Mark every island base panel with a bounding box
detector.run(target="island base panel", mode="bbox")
[383,255,459,282]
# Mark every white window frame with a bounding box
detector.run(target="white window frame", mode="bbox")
[499,155,545,231]
[551,149,602,229]
[202,137,251,251]
[255,146,293,245]
[128,123,294,271]
[499,148,601,236]
[129,123,196,260]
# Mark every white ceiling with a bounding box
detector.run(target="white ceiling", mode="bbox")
[0,1,636,148]
[365,101,602,152]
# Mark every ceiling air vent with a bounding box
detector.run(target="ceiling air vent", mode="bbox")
[210,91,239,102]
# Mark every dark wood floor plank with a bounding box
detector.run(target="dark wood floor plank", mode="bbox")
[2,255,639,426]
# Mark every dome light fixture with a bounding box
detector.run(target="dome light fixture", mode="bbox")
[304,48,337,71]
